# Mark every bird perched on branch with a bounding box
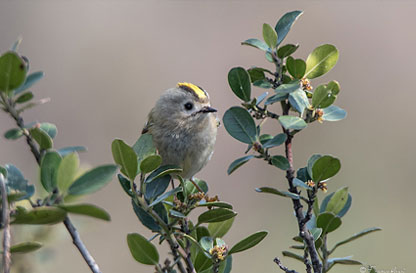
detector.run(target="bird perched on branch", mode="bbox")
[142,83,218,187]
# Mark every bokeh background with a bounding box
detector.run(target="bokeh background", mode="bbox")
[0,1,414,272]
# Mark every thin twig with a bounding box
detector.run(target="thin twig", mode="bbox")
[0,174,11,273]
[303,248,312,273]
[0,94,102,273]
[273,257,299,273]
[181,219,196,273]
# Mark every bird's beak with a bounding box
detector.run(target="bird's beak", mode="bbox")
[199,106,217,113]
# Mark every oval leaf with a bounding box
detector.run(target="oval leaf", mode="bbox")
[140,154,162,174]
[223,107,257,144]
[198,208,237,224]
[277,44,299,58]
[286,57,306,79]
[15,91,34,104]
[40,151,62,192]
[263,23,278,48]
[271,155,290,170]
[40,123,57,139]
[322,105,347,121]
[312,155,341,182]
[68,164,117,195]
[227,155,254,175]
[241,39,269,51]
[288,89,309,114]
[275,10,303,45]
[30,127,52,150]
[58,203,110,221]
[127,233,159,265]
[208,217,235,238]
[263,133,287,149]
[57,152,79,192]
[14,71,44,94]
[144,175,171,201]
[228,231,268,254]
[228,67,251,102]
[0,51,27,92]
[112,139,138,180]
[12,207,67,225]
[10,241,42,253]
[279,115,307,130]
[4,128,23,140]
[316,212,342,234]
[305,44,339,79]
[325,186,348,215]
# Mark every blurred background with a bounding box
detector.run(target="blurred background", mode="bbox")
[0,1,414,272]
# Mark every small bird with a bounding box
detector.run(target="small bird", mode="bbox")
[142,83,218,184]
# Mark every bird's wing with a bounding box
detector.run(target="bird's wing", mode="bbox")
[141,110,154,134]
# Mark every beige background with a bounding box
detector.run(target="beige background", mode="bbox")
[0,1,414,273]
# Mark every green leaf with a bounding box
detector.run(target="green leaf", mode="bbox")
[118,174,133,197]
[14,71,44,95]
[196,226,210,241]
[198,208,237,224]
[228,230,268,254]
[320,192,334,213]
[316,212,342,234]
[322,105,347,121]
[288,89,309,114]
[68,164,117,195]
[112,139,138,180]
[327,256,362,268]
[264,92,288,105]
[275,82,301,93]
[144,175,170,201]
[253,79,273,89]
[282,250,304,262]
[4,165,34,199]
[39,123,57,139]
[297,166,312,183]
[208,217,235,238]
[200,236,214,252]
[311,228,322,241]
[30,127,52,150]
[132,134,156,163]
[57,152,79,192]
[271,155,290,170]
[194,252,212,272]
[184,178,208,196]
[57,146,87,156]
[286,57,306,79]
[307,154,322,178]
[198,201,233,210]
[40,151,62,192]
[256,91,269,105]
[227,155,254,175]
[10,241,42,253]
[140,154,162,174]
[277,44,299,58]
[131,200,160,232]
[326,186,349,215]
[4,128,23,140]
[292,177,311,189]
[263,133,287,149]
[337,193,352,217]
[228,67,251,102]
[305,44,339,79]
[15,91,33,104]
[145,165,182,183]
[247,67,266,83]
[170,209,186,218]
[127,233,159,265]
[279,116,307,130]
[12,207,67,225]
[275,10,303,45]
[256,187,300,200]
[58,203,110,221]
[148,187,182,207]
[223,107,257,144]
[331,227,382,253]
[241,39,269,51]
[262,23,278,48]
[0,51,27,93]
[312,155,341,182]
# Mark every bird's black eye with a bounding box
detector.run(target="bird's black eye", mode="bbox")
[184,102,193,110]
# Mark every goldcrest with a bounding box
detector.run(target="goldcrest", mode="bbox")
[142,83,218,180]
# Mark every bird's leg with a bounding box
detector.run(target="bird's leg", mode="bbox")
[190,177,204,193]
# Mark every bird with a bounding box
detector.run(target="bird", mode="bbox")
[142,83,218,188]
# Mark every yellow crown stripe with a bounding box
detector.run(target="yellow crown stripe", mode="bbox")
[177,82,207,100]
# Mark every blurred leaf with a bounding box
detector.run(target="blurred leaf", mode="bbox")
[228,230,268,254]
[327,256,362,268]
[198,201,233,210]
[145,165,181,183]
[263,133,287,149]
[247,67,266,83]
[241,39,269,51]
[39,123,57,139]
[10,38,22,52]
[279,116,307,130]
[112,139,138,180]
[15,91,33,104]
[30,127,52,150]
[170,209,185,218]
[326,186,348,215]
[6,192,26,203]
[263,23,278,48]
[58,203,110,221]
[10,241,42,253]
[40,151,62,192]
[57,152,79,192]
[305,44,339,79]
[286,57,306,79]
[17,97,50,114]
[255,187,300,200]
[145,174,170,201]
[275,10,303,45]
[0,51,27,93]
[4,165,34,200]
[131,199,160,232]
[219,255,232,273]
[198,208,237,224]
[68,164,117,195]
[228,67,251,102]
[322,105,347,121]
[227,155,254,175]
[271,155,290,170]
[316,212,342,234]
[200,236,214,252]
[118,174,133,197]
[127,233,159,265]
[148,187,182,207]
[208,217,235,238]
[12,207,67,225]
[4,128,23,140]
[223,107,257,144]
[312,155,341,182]
[14,71,44,95]
[282,250,304,262]
[277,44,299,58]
[288,89,309,114]
[185,178,208,195]
[57,146,87,156]
[331,227,382,253]
[140,154,162,174]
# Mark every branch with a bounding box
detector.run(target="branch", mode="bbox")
[273,257,299,273]
[0,174,11,273]
[0,94,102,273]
